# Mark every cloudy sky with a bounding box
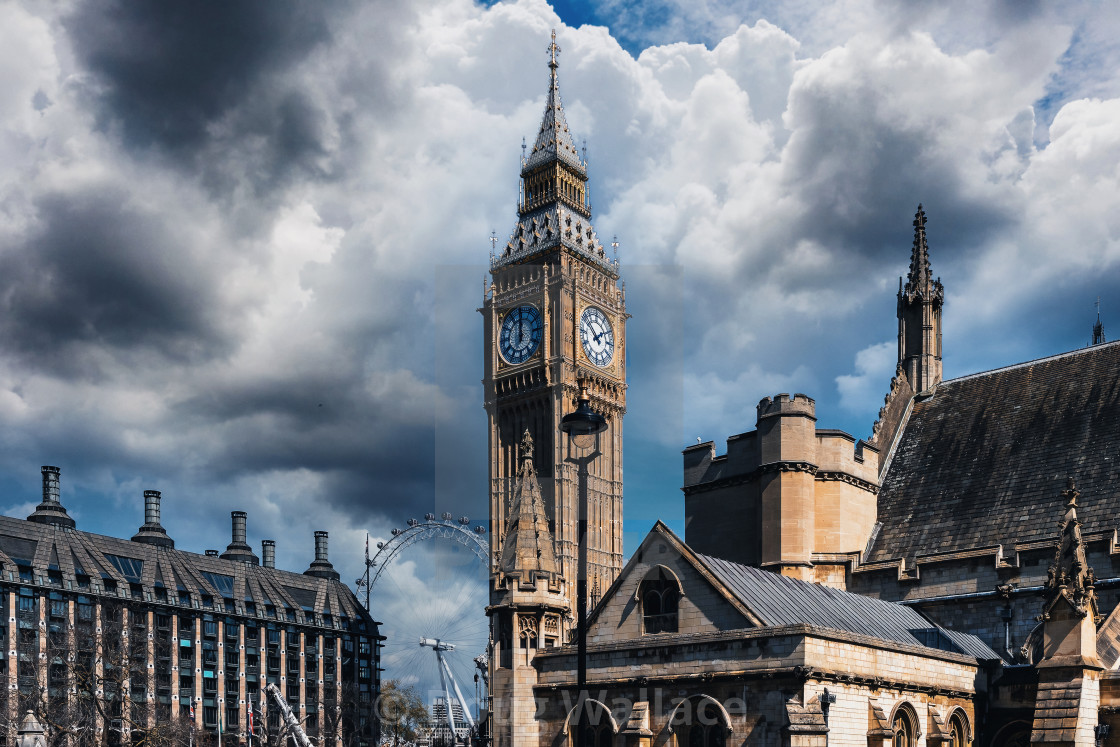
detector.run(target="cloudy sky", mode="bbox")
[3,0,1120,703]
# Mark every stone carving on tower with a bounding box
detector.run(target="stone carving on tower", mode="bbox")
[482,30,626,631]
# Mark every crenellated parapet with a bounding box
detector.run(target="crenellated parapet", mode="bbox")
[757,393,816,421]
[684,391,881,587]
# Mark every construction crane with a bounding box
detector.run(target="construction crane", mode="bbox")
[419,637,476,740]
[266,682,313,747]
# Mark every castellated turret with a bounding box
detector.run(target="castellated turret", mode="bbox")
[756,395,818,575]
[684,392,880,588]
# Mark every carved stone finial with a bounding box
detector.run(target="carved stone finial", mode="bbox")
[1042,475,1098,620]
[1062,475,1079,508]
[520,429,534,466]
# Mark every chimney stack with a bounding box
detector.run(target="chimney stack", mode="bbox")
[27,466,76,529]
[232,511,247,544]
[262,540,276,569]
[304,530,340,581]
[219,511,259,565]
[131,490,174,549]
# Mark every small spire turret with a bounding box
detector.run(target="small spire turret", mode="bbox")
[1093,298,1106,345]
[897,205,944,393]
[498,429,559,579]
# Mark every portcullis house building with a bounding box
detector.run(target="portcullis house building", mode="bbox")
[0,467,381,746]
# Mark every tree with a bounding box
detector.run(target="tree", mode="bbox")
[320,683,379,747]
[377,681,428,746]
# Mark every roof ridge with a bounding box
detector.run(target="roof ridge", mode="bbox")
[942,338,1120,386]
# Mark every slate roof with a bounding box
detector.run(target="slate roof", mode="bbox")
[868,340,1120,563]
[695,551,1000,660]
[0,515,374,632]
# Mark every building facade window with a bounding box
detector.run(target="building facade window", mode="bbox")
[573,702,614,747]
[639,567,680,634]
[950,712,970,747]
[893,705,918,747]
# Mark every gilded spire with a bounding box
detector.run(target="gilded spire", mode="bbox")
[525,29,585,174]
[496,31,613,271]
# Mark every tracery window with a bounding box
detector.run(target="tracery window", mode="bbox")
[572,702,613,747]
[949,712,970,747]
[893,706,917,747]
[681,700,727,747]
[640,567,680,634]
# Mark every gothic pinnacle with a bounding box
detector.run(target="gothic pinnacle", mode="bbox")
[908,204,932,292]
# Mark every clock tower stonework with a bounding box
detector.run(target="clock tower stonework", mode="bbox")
[483,32,626,627]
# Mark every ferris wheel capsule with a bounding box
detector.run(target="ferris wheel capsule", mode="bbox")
[442,512,453,521]
[377,542,384,549]
[458,516,470,525]
[407,518,418,527]
[425,513,436,521]
[391,528,401,536]
[474,526,486,534]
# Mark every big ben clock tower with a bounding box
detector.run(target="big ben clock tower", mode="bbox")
[483,32,626,618]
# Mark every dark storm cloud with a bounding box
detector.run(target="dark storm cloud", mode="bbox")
[0,187,228,374]
[65,0,343,152]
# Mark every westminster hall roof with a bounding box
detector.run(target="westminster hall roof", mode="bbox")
[867,339,1120,563]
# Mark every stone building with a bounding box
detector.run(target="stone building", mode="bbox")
[486,31,1120,747]
[684,203,1120,747]
[0,466,381,746]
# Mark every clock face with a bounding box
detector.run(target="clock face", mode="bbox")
[499,305,543,365]
[580,307,614,367]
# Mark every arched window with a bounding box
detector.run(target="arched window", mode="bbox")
[893,706,918,747]
[639,566,681,634]
[949,712,970,747]
[991,721,1029,747]
[572,701,614,747]
[683,700,727,747]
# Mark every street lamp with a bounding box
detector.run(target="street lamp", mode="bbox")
[560,381,606,739]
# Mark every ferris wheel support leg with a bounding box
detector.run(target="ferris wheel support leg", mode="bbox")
[437,650,458,738]
[443,654,477,732]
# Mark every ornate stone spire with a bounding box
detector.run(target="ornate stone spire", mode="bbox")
[499,430,560,578]
[897,204,944,393]
[905,205,935,296]
[1042,477,1099,621]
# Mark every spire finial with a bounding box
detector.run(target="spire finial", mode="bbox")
[907,204,931,292]
[1093,297,1106,345]
[548,29,560,70]
[520,429,534,467]
[1063,476,1080,509]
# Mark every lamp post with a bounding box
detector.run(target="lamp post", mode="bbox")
[560,381,607,741]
